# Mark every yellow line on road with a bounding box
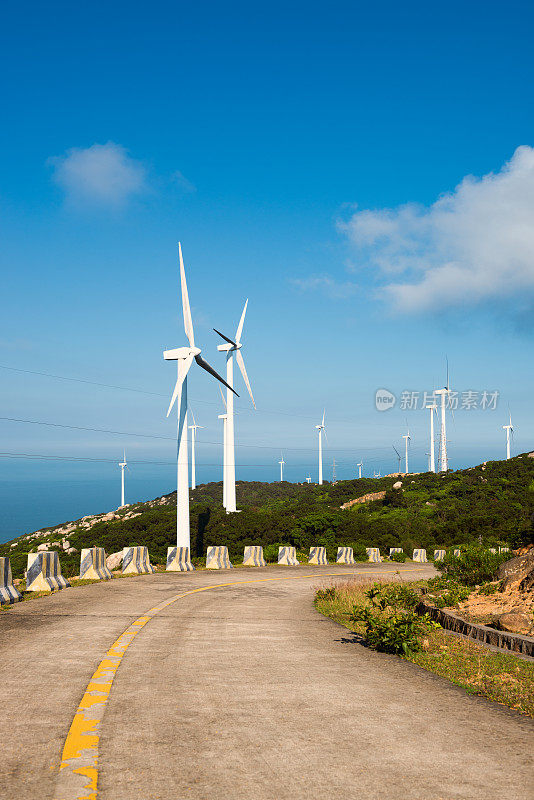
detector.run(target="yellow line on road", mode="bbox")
[54,567,427,800]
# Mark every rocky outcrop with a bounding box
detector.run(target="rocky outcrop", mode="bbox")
[340,491,386,510]
[497,611,533,635]
[106,551,123,570]
[497,549,534,590]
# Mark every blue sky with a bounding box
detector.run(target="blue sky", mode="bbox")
[1,1,534,536]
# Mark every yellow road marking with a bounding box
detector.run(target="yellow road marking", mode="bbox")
[54,567,427,799]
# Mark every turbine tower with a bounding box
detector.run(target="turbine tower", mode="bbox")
[188,410,204,490]
[279,453,285,481]
[357,460,363,479]
[503,413,514,460]
[218,388,228,507]
[426,402,437,473]
[315,410,326,485]
[402,429,411,473]
[214,300,256,513]
[119,450,127,507]
[164,243,237,547]
[392,445,401,474]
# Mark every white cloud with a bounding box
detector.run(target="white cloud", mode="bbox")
[291,274,358,299]
[340,146,534,312]
[49,142,147,207]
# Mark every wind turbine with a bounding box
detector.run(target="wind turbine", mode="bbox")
[218,388,228,508]
[426,402,437,473]
[315,410,326,485]
[188,409,204,490]
[503,413,514,460]
[306,474,311,484]
[279,453,285,482]
[118,450,127,507]
[392,445,402,474]
[435,362,451,472]
[213,300,256,513]
[164,243,237,547]
[357,460,363,479]
[402,428,411,473]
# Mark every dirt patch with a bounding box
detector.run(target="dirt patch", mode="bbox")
[455,583,534,635]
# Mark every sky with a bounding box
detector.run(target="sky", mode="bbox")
[1,0,534,539]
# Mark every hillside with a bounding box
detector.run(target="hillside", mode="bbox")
[2,454,534,578]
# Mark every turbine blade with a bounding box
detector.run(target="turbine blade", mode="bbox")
[213,328,237,347]
[194,354,239,396]
[190,407,197,428]
[219,386,227,410]
[322,409,325,427]
[179,243,195,348]
[166,354,194,417]
[235,299,248,344]
[323,427,329,446]
[235,349,256,409]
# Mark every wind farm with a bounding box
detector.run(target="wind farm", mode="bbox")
[2,5,534,800]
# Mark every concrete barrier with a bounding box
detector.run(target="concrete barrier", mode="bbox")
[243,546,266,567]
[489,548,497,554]
[206,546,233,569]
[0,557,22,605]
[278,546,299,566]
[499,546,510,554]
[79,547,112,580]
[308,546,328,565]
[166,546,195,571]
[336,546,356,565]
[433,549,446,561]
[389,547,403,556]
[26,551,70,592]
[412,549,428,563]
[366,547,382,563]
[453,549,461,557]
[122,546,155,575]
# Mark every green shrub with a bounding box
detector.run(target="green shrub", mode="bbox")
[437,544,510,587]
[315,587,338,601]
[479,582,500,595]
[353,543,368,562]
[390,551,407,563]
[350,604,433,655]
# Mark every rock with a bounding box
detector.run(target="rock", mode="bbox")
[106,551,123,570]
[497,551,534,588]
[393,481,402,490]
[37,543,49,551]
[61,540,70,549]
[497,612,532,635]
[65,547,77,554]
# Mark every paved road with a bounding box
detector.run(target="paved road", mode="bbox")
[1,563,533,800]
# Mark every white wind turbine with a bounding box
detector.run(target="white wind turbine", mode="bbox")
[213,300,256,513]
[218,387,228,508]
[279,453,285,481]
[435,363,451,472]
[315,410,326,485]
[306,474,311,484]
[402,428,411,473]
[188,409,204,490]
[118,450,128,507]
[426,401,437,473]
[165,243,237,546]
[393,445,402,473]
[357,460,363,479]
[503,413,514,460]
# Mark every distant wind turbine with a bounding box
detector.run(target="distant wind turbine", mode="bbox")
[392,445,402,473]
[426,401,437,473]
[214,300,256,513]
[188,409,204,490]
[306,474,311,484]
[164,243,237,547]
[357,460,363,479]
[435,359,451,472]
[279,453,285,481]
[315,410,326,485]
[402,428,411,473]
[503,413,514,460]
[119,450,128,507]
[218,387,228,507]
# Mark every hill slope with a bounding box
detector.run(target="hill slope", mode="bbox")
[2,454,534,578]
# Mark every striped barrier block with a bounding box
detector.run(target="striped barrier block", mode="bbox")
[453,549,461,557]
[243,546,266,567]
[389,547,403,556]
[122,546,155,575]
[308,546,329,565]
[366,547,382,563]
[278,546,299,566]
[166,546,195,571]
[489,548,497,554]
[434,549,446,561]
[412,549,428,563]
[499,546,510,554]
[26,551,70,592]
[79,547,112,581]
[336,546,356,564]
[0,557,22,605]
[206,546,233,569]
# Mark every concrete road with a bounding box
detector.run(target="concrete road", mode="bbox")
[1,563,532,800]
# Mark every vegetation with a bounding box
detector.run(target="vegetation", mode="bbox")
[2,453,534,578]
[315,579,534,716]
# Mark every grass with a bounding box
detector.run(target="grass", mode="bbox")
[315,579,534,717]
